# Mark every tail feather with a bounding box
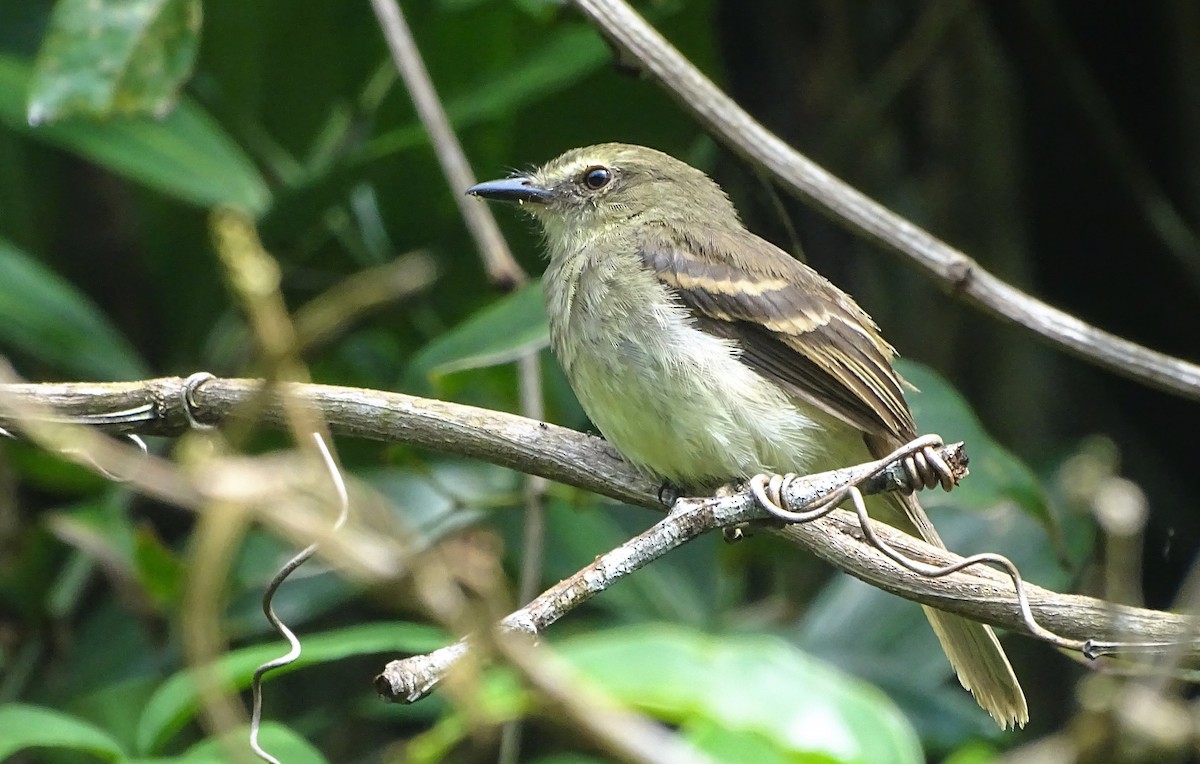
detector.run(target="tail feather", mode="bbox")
[923,605,1028,728]
[875,485,1028,728]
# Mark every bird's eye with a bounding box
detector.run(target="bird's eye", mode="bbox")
[581,166,612,190]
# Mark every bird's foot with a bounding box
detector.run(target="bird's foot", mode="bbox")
[658,480,684,512]
[720,481,784,542]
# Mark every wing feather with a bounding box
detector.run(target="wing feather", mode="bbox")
[640,227,916,440]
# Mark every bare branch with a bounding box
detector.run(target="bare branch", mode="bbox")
[568,0,1200,402]
[369,0,525,288]
[377,446,967,703]
[3,375,1197,654]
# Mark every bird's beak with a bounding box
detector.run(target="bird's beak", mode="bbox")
[466,176,553,204]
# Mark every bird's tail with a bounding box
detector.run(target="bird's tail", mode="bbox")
[878,488,1028,729]
[922,604,1028,729]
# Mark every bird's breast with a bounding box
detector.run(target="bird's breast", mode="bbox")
[542,243,860,487]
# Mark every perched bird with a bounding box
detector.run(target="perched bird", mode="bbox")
[467,143,1027,728]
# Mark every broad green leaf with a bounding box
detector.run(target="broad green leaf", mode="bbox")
[0,703,127,761]
[898,359,1051,526]
[685,719,819,764]
[943,742,998,764]
[150,722,327,764]
[0,56,269,212]
[0,237,146,379]
[135,621,446,754]
[406,279,548,385]
[561,624,922,764]
[69,674,164,760]
[28,0,202,122]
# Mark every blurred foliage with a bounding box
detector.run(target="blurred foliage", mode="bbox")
[3,0,1197,762]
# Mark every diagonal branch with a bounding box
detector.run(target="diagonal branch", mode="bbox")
[568,0,1200,402]
[368,0,524,288]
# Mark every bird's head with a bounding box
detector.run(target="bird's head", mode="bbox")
[467,143,739,243]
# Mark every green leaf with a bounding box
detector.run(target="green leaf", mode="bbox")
[0,55,269,212]
[561,624,922,764]
[897,359,1051,526]
[132,524,184,607]
[685,719,824,764]
[406,279,549,385]
[0,237,147,379]
[160,722,327,764]
[0,703,127,761]
[135,621,446,754]
[942,741,998,764]
[28,0,202,122]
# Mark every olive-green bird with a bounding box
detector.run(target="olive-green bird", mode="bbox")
[468,143,1027,728]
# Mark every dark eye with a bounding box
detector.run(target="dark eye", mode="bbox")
[581,166,612,190]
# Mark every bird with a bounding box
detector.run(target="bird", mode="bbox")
[466,142,1027,728]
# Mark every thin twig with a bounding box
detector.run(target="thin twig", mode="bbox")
[368,0,524,288]
[368,10,546,756]
[568,0,1200,401]
[373,432,1190,704]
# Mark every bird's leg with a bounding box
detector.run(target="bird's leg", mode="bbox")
[719,480,786,542]
[659,480,759,540]
[657,480,683,511]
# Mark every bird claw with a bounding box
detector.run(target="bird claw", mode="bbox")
[658,480,683,509]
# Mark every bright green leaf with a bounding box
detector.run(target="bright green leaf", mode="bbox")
[28,0,202,122]
[0,703,127,761]
[0,56,269,212]
[943,741,998,764]
[406,279,548,385]
[135,621,446,754]
[685,718,826,764]
[155,722,327,764]
[0,237,147,379]
[132,525,183,607]
[561,625,922,764]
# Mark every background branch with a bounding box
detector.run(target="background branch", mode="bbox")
[569,0,1200,402]
[368,0,523,288]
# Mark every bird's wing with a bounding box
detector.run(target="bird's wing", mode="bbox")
[638,226,916,440]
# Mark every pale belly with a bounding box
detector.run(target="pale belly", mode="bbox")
[545,257,867,489]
